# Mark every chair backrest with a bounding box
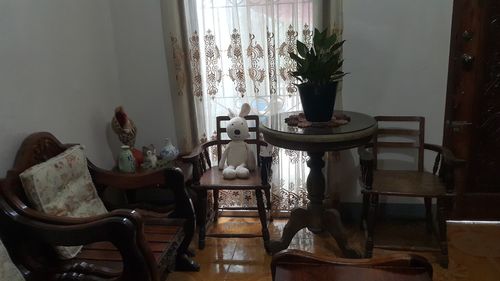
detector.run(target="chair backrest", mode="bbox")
[373,116,425,172]
[215,115,261,166]
[3,132,71,208]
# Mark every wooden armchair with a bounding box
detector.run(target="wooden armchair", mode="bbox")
[182,115,272,251]
[0,132,199,281]
[272,249,433,281]
[358,116,464,264]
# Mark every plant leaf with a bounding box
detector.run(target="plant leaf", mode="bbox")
[296,40,308,57]
[289,52,305,65]
[330,40,345,52]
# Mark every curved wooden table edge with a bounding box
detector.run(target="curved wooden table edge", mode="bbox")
[261,124,378,152]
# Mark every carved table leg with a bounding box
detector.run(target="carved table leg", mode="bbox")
[269,151,358,257]
[323,208,360,258]
[268,207,309,254]
[305,152,326,233]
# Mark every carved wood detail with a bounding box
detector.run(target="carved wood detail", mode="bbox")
[469,2,500,192]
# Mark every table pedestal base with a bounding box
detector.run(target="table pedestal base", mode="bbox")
[268,207,359,258]
[268,152,360,258]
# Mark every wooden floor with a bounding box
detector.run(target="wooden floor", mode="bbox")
[168,217,460,281]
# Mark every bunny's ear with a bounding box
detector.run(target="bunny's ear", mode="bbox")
[239,103,251,117]
[228,108,237,118]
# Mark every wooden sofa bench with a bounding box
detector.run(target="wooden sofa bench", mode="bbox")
[0,132,198,281]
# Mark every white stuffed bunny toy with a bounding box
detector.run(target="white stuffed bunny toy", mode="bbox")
[218,103,256,179]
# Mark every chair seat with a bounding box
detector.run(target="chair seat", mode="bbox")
[74,218,185,275]
[197,167,266,190]
[365,170,447,197]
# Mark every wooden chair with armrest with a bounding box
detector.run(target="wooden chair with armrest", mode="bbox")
[358,116,464,265]
[271,249,433,281]
[182,115,272,251]
[0,180,158,281]
[1,132,199,281]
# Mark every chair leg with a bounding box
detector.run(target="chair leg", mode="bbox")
[437,197,450,268]
[264,187,273,222]
[365,193,378,258]
[425,197,433,234]
[256,189,270,253]
[197,189,208,249]
[213,189,219,222]
[361,192,370,230]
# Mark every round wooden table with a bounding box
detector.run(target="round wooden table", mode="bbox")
[261,111,377,257]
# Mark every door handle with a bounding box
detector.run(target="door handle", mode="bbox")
[446,120,473,132]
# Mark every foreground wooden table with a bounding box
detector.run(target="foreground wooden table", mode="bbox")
[272,250,432,281]
[261,111,377,257]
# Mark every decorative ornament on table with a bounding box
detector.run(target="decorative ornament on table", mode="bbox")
[111,106,143,168]
[112,106,137,146]
[218,103,256,179]
[141,144,158,170]
[118,145,136,173]
[285,112,351,128]
[160,138,179,162]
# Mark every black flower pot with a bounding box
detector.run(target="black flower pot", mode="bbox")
[298,82,338,122]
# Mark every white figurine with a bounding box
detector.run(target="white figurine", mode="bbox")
[145,150,158,168]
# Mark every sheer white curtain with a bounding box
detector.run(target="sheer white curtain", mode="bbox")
[162,0,343,212]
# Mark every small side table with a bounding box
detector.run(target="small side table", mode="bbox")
[261,111,377,257]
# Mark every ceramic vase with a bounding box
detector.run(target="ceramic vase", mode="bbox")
[118,145,136,173]
[160,138,179,161]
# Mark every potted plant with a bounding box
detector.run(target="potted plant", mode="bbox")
[289,28,346,122]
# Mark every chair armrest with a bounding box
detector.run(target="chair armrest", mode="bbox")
[441,147,465,167]
[0,196,158,281]
[181,140,267,162]
[423,143,465,166]
[2,174,149,226]
[89,164,194,221]
[181,141,218,162]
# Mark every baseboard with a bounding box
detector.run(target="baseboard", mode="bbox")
[339,202,427,223]
[219,203,427,223]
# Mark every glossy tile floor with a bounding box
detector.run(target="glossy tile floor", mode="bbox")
[169,217,452,281]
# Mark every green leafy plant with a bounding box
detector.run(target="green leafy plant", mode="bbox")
[289,28,346,86]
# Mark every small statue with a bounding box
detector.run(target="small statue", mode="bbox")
[145,150,158,168]
[142,144,157,169]
[111,106,137,147]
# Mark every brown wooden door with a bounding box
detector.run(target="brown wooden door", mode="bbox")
[444,0,500,218]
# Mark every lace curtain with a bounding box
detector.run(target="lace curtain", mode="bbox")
[162,0,343,212]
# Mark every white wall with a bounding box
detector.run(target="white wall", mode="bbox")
[108,0,178,155]
[0,0,122,174]
[334,0,454,203]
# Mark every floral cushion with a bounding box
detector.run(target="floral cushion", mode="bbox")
[0,239,24,281]
[19,145,108,259]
